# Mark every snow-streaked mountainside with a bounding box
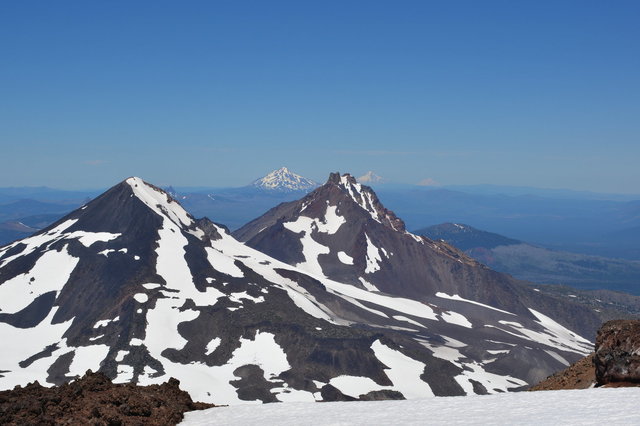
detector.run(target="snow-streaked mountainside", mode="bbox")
[235,173,599,332]
[183,387,640,425]
[251,167,318,192]
[0,176,598,405]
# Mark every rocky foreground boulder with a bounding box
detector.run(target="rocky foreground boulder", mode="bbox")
[532,319,640,391]
[595,319,640,386]
[0,371,214,425]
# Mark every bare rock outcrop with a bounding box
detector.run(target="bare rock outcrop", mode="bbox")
[0,370,215,425]
[594,319,640,386]
[529,354,596,391]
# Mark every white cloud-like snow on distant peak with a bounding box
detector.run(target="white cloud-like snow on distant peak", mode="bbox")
[357,171,385,183]
[252,167,318,191]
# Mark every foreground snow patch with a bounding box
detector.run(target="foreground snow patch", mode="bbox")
[182,387,640,425]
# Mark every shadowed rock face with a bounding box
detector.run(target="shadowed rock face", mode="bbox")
[595,320,640,386]
[0,371,214,425]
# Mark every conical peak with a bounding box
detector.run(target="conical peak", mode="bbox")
[125,177,194,229]
[252,167,318,191]
[358,171,385,184]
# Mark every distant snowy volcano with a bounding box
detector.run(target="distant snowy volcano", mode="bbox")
[357,171,385,184]
[251,167,318,192]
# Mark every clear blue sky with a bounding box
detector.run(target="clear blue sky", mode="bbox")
[1,1,638,192]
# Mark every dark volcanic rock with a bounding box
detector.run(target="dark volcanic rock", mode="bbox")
[319,384,357,401]
[594,319,640,386]
[234,172,602,340]
[533,320,640,390]
[0,370,214,425]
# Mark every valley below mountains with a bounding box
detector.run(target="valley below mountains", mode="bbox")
[417,223,640,295]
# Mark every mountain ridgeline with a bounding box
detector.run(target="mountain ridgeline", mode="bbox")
[235,173,600,336]
[0,174,601,404]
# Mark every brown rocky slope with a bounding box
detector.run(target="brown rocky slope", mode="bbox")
[529,354,595,391]
[532,319,640,391]
[0,371,214,425]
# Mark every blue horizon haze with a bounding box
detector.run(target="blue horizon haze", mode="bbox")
[1,1,638,193]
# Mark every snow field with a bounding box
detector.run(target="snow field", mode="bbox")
[0,308,73,388]
[283,216,330,277]
[358,276,379,292]
[138,330,306,404]
[0,219,78,267]
[418,336,527,394]
[338,175,380,223]
[321,340,434,399]
[0,246,78,313]
[435,292,516,316]
[183,387,640,426]
[439,310,472,328]
[485,308,592,356]
[283,204,346,277]
[364,233,382,274]
[64,230,121,247]
[337,251,354,265]
[371,340,434,398]
[127,177,194,228]
[0,307,108,390]
[205,247,244,278]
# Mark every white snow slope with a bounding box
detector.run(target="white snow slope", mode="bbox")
[183,387,640,426]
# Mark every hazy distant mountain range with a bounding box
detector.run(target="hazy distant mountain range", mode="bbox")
[416,223,640,296]
[1,168,639,261]
[374,186,640,261]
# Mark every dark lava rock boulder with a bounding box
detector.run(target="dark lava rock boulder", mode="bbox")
[0,370,214,425]
[594,319,640,386]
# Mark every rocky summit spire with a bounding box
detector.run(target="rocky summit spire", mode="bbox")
[325,172,405,232]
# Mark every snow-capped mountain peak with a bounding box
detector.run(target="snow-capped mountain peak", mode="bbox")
[328,172,405,232]
[127,177,195,228]
[357,171,385,184]
[252,167,318,192]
